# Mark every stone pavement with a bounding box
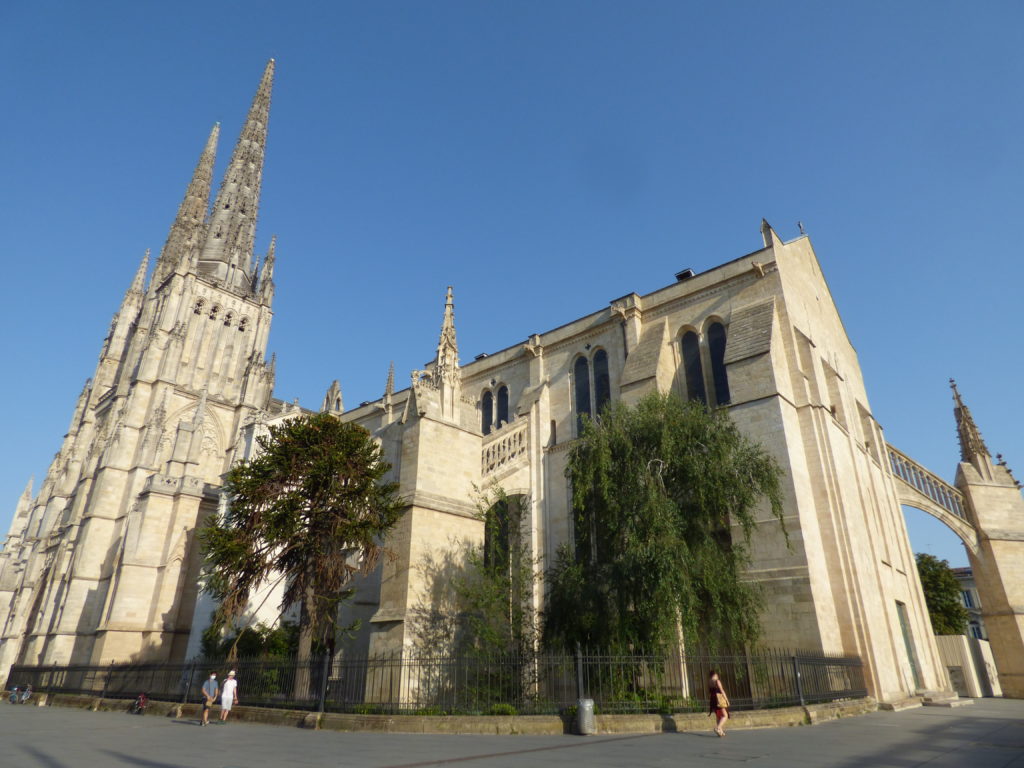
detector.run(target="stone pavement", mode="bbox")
[0,698,1021,768]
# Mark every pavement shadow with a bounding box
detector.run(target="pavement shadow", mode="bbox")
[101,749,193,768]
[19,745,68,768]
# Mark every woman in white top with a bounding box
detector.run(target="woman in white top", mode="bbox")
[219,670,238,722]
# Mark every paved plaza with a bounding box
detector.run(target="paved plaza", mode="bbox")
[0,699,1020,768]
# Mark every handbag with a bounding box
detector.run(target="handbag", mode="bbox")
[714,690,730,709]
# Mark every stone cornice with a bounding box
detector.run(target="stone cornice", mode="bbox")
[404,490,479,519]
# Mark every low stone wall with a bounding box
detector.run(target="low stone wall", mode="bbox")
[32,692,877,735]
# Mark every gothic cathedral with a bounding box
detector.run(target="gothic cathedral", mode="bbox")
[3,62,1024,703]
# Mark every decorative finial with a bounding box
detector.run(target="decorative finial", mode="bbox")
[126,249,150,297]
[950,379,990,461]
[435,285,459,382]
[321,380,343,414]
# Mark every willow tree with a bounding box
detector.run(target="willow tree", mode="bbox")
[544,392,784,653]
[200,412,403,662]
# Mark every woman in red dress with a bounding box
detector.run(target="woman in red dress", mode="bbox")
[708,671,729,737]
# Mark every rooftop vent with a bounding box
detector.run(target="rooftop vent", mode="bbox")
[675,268,695,282]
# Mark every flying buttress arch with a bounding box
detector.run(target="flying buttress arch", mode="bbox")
[887,444,978,555]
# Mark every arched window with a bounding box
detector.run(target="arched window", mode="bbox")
[593,349,610,415]
[681,331,706,404]
[481,391,494,436]
[496,386,509,427]
[193,299,205,315]
[707,322,730,405]
[574,356,591,435]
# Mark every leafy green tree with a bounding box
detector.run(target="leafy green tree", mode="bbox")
[915,553,970,635]
[544,392,784,653]
[200,618,299,659]
[200,412,404,662]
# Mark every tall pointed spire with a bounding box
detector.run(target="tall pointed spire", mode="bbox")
[199,59,275,292]
[15,477,33,518]
[435,286,459,382]
[951,379,990,461]
[126,249,150,298]
[385,361,395,401]
[154,123,220,285]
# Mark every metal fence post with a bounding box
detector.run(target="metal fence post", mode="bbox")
[317,653,330,713]
[791,655,805,706]
[101,662,112,700]
[574,643,584,700]
[182,661,196,705]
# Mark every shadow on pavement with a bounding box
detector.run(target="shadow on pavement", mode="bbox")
[101,749,195,768]
[20,745,69,768]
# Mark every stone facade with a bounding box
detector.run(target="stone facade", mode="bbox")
[3,61,1022,704]
[323,223,953,704]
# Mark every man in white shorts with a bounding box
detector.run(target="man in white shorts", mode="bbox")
[219,670,238,722]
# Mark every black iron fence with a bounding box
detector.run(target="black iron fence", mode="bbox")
[6,648,865,716]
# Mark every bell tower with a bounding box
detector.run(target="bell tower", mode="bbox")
[0,60,280,669]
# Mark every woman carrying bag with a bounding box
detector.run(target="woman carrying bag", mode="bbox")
[708,671,729,737]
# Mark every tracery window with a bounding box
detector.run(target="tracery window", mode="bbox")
[593,349,611,415]
[707,322,730,405]
[482,391,494,436]
[496,386,509,428]
[681,331,706,404]
[574,356,592,436]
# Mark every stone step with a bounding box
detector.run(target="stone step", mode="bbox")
[922,698,974,708]
[879,697,923,712]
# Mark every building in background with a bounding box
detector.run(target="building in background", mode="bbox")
[953,567,987,640]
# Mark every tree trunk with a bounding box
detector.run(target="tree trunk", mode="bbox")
[293,588,316,702]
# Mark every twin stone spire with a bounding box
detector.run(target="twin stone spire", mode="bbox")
[153,59,276,296]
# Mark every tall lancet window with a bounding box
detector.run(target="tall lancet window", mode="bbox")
[593,349,611,416]
[497,386,510,427]
[682,331,706,404]
[482,391,494,436]
[707,322,730,405]
[574,356,592,435]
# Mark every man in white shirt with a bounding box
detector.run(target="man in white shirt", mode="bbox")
[219,670,238,722]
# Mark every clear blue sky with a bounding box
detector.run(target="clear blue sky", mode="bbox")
[2,1,1022,568]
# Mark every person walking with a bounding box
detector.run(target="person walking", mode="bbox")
[219,670,238,722]
[199,673,219,726]
[709,671,729,737]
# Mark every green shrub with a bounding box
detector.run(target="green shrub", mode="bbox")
[487,703,518,716]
